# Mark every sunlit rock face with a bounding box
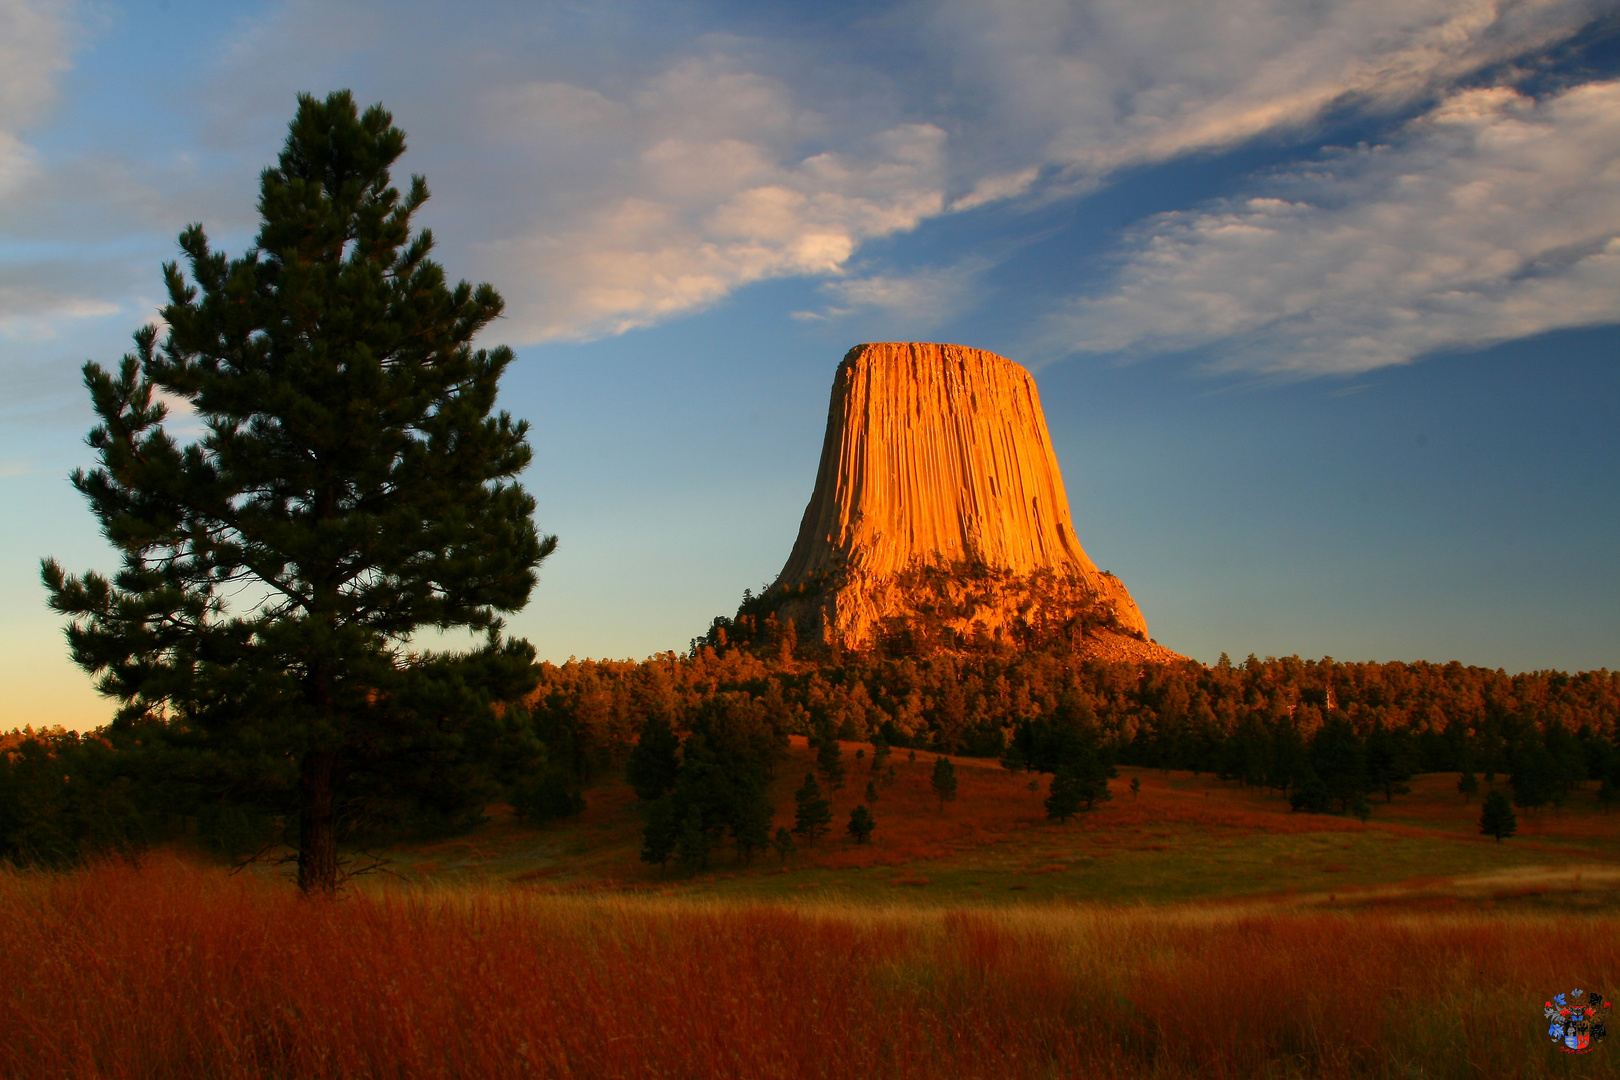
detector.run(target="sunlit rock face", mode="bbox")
[767,342,1150,652]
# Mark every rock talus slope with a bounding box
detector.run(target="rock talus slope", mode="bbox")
[767,342,1159,654]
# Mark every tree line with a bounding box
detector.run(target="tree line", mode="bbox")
[512,644,1618,792]
[8,638,1616,867]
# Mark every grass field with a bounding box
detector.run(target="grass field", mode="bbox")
[3,855,1617,1079]
[381,738,1620,912]
[6,742,1619,1078]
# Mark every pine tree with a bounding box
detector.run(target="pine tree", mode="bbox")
[792,773,832,842]
[847,804,875,844]
[930,756,958,812]
[815,729,846,792]
[864,780,878,803]
[1309,717,1370,814]
[869,734,890,775]
[510,769,585,822]
[41,92,552,895]
[1543,723,1588,807]
[1129,775,1140,800]
[626,715,681,801]
[1000,721,1033,774]
[672,693,785,858]
[675,804,710,870]
[640,796,677,869]
[1289,770,1332,814]
[1600,755,1620,814]
[1045,768,1083,822]
[1457,770,1479,803]
[1365,722,1415,802]
[1067,744,1114,809]
[1480,790,1516,842]
[772,826,796,862]
[729,776,773,863]
[1510,741,1559,813]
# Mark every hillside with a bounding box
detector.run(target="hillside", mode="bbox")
[378,737,1620,911]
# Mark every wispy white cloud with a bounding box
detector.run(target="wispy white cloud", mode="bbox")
[923,0,1608,184]
[0,3,141,394]
[473,58,949,340]
[792,259,989,330]
[6,0,1616,357]
[0,259,143,343]
[1058,80,1620,375]
[0,0,70,196]
[0,294,118,338]
[479,1,1610,341]
[171,1,1610,347]
[948,167,1041,212]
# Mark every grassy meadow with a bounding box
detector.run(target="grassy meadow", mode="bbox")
[390,738,1620,911]
[5,739,1620,1078]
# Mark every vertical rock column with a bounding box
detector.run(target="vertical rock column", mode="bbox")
[769,342,1148,649]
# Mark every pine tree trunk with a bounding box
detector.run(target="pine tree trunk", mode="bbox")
[297,749,339,896]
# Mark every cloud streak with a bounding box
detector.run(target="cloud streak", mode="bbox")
[1059,80,1620,375]
[923,0,1609,183]
[476,0,1611,341]
[0,0,69,196]
[472,59,949,340]
[4,0,1616,360]
[793,260,990,332]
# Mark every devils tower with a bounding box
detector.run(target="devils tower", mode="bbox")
[756,342,1162,657]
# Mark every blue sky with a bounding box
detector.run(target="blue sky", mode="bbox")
[2,0,1618,730]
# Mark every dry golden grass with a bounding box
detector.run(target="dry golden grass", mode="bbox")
[2,854,1615,1078]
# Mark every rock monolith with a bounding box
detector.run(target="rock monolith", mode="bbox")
[759,342,1157,655]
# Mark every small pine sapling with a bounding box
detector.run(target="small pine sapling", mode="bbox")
[864,780,878,803]
[1457,770,1479,803]
[676,805,710,870]
[847,805,875,844]
[772,826,796,863]
[640,797,677,869]
[1046,769,1083,822]
[870,735,890,774]
[793,773,833,843]
[816,732,846,792]
[930,756,958,812]
[511,771,586,823]
[1480,790,1516,842]
[1129,776,1140,799]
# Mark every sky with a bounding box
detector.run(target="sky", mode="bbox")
[2,0,1618,731]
